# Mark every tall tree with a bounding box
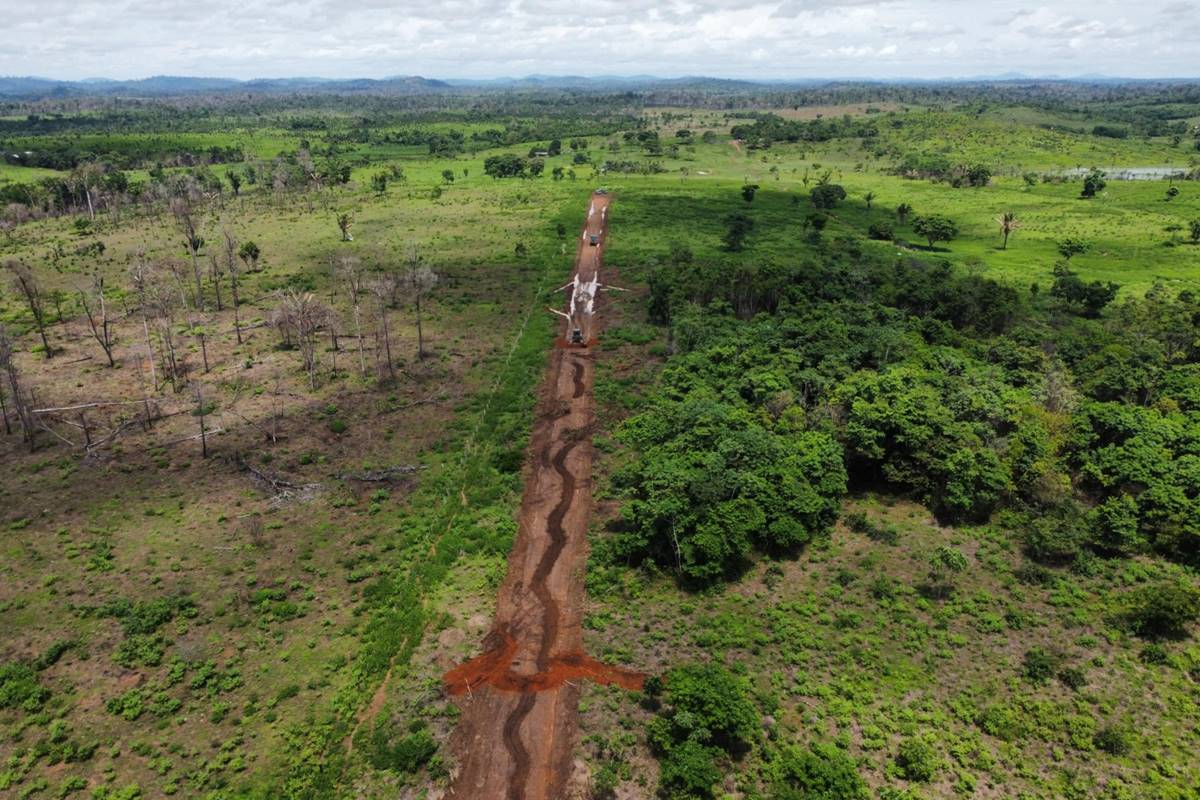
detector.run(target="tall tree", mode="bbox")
[1081,169,1107,199]
[5,259,51,358]
[141,261,187,390]
[723,213,755,252]
[238,240,261,273]
[912,215,960,249]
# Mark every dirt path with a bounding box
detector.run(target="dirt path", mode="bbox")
[444,193,641,799]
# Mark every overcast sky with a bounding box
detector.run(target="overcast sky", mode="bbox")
[4,0,1198,81]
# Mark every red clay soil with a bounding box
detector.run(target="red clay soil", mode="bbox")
[444,193,641,800]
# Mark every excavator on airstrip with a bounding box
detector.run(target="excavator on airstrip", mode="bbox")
[549,274,627,346]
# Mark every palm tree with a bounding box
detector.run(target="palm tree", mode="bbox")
[997,211,1020,250]
[336,212,354,242]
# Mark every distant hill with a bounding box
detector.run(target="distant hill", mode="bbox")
[0,74,452,98]
[0,73,1193,100]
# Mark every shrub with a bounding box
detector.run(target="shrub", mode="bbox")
[766,742,868,799]
[1139,643,1169,665]
[592,761,620,799]
[1089,494,1142,556]
[867,221,894,241]
[895,738,937,782]
[365,725,437,774]
[1058,666,1087,690]
[977,705,1028,741]
[0,662,51,711]
[105,689,146,721]
[328,418,348,434]
[657,664,758,753]
[845,512,899,545]
[1022,512,1089,566]
[114,634,167,668]
[810,183,847,209]
[1022,647,1063,685]
[648,663,758,799]
[34,640,76,670]
[1081,169,1107,198]
[657,738,721,799]
[274,684,301,704]
[1123,580,1200,640]
[1094,725,1131,756]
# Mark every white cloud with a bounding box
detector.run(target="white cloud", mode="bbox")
[1,0,1195,79]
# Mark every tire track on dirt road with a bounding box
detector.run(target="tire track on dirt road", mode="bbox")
[502,693,537,800]
[443,193,643,800]
[502,430,579,798]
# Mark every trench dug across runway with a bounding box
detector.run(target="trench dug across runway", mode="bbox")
[443,193,642,799]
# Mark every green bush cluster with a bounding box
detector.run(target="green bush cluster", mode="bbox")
[647,663,758,799]
[361,720,437,774]
[615,398,846,583]
[0,662,51,712]
[765,742,868,799]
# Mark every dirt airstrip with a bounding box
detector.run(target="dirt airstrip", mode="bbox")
[444,192,642,800]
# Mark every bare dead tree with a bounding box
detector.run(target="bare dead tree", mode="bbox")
[164,257,194,314]
[128,254,159,392]
[130,343,155,428]
[208,251,224,311]
[402,245,439,360]
[193,380,211,458]
[269,368,284,442]
[143,263,187,391]
[170,196,205,310]
[341,256,368,377]
[223,228,243,343]
[0,324,35,449]
[193,317,210,374]
[5,259,52,358]
[77,271,117,367]
[70,162,104,222]
[368,277,397,381]
[0,367,8,435]
[272,290,333,390]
